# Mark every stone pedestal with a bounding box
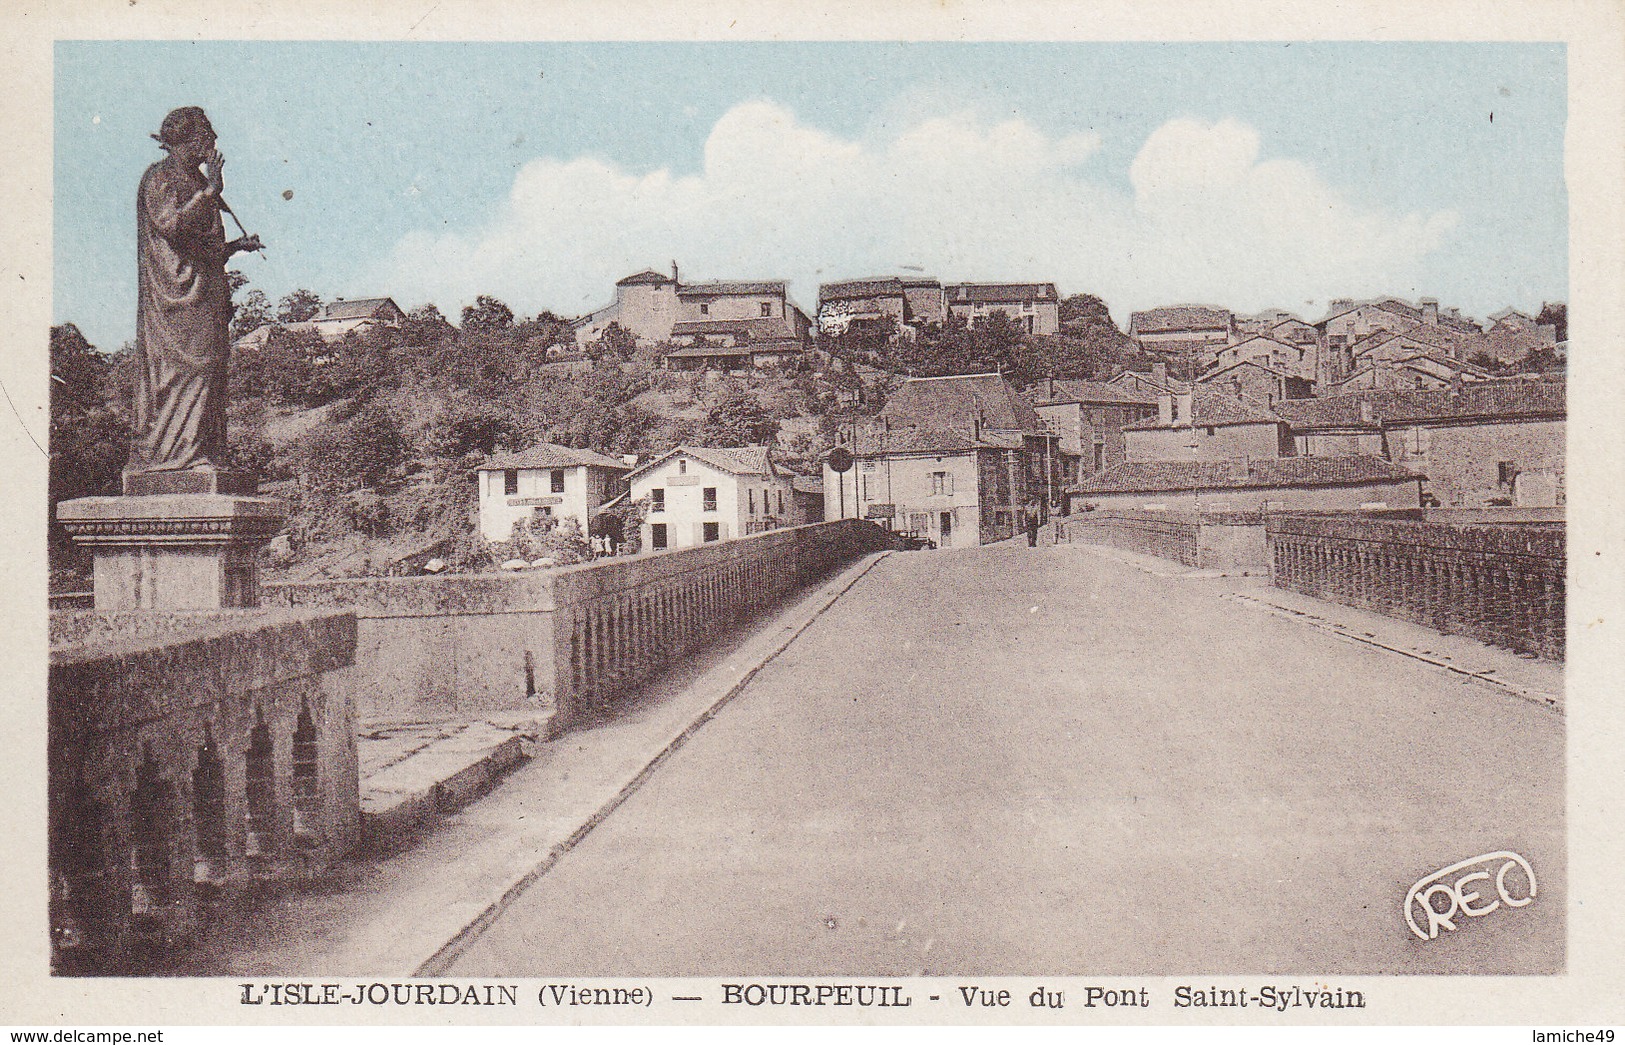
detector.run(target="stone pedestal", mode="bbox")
[57,493,286,610]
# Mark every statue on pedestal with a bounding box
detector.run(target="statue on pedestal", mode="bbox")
[57,106,283,610]
[129,106,262,478]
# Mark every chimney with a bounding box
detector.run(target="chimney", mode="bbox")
[1358,400,1376,424]
[1157,392,1173,425]
[671,260,679,284]
[1152,360,1169,387]
[1421,298,1439,326]
[1047,376,1055,398]
[1450,371,1464,393]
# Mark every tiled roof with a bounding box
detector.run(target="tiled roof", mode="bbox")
[879,373,1046,435]
[626,445,776,482]
[1197,359,1296,382]
[1122,389,1281,430]
[946,282,1059,304]
[1129,305,1233,335]
[1111,369,1191,394]
[616,269,674,286]
[1489,306,1534,323]
[669,317,804,340]
[845,426,990,456]
[791,475,824,494]
[1070,456,1421,494]
[663,344,756,359]
[320,297,399,322]
[1273,379,1566,428]
[821,277,906,299]
[1349,325,1465,355]
[478,443,630,472]
[676,280,787,297]
[1025,379,1156,406]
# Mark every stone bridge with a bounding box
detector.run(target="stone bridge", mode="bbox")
[48,518,1563,976]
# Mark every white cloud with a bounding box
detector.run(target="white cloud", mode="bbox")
[379,102,1458,324]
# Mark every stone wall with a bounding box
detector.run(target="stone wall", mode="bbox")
[48,610,358,971]
[1061,510,1201,567]
[1266,514,1564,660]
[266,519,896,731]
[1061,510,1269,573]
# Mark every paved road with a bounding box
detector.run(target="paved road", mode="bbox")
[449,544,1563,976]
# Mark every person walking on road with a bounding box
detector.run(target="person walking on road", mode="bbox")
[1025,504,1041,547]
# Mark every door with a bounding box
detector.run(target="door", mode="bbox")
[939,510,953,547]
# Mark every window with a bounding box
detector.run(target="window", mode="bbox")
[651,488,665,512]
[1205,426,1215,436]
[699,302,709,315]
[703,487,718,512]
[861,476,870,500]
[1498,461,1518,489]
[651,523,668,550]
[748,489,755,515]
[678,459,687,474]
[777,490,785,515]
[550,469,565,493]
[504,469,519,496]
[931,471,953,496]
[703,521,720,543]
[760,302,772,317]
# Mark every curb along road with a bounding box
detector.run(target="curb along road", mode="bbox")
[412,550,894,975]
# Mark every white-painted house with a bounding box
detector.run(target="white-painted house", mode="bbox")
[625,445,796,552]
[475,444,630,542]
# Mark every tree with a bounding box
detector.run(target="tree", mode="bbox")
[588,322,637,361]
[49,325,129,567]
[461,295,515,333]
[231,288,273,341]
[277,288,324,324]
[1058,293,1115,337]
[402,303,456,347]
[698,392,779,447]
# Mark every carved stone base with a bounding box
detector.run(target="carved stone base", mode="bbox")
[122,467,259,497]
[56,494,286,610]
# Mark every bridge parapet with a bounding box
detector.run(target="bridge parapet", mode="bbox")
[48,609,359,971]
[265,519,896,731]
[1265,514,1565,660]
[1060,509,1269,573]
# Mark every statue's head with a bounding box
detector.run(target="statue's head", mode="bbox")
[152,106,216,161]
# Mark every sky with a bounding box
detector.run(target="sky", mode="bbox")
[54,41,1566,351]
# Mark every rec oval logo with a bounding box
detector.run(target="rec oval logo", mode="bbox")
[1405,851,1537,940]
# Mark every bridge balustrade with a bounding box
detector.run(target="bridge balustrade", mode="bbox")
[47,610,359,970]
[1266,514,1564,660]
[265,519,895,731]
[1061,510,1201,566]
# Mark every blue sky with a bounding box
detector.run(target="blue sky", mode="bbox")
[55,41,1566,350]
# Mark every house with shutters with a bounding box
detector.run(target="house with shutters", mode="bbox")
[816,276,947,340]
[233,295,405,350]
[1273,377,1566,507]
[1023,378,1158,481]
[571,265,811,356]
[475,444,632,541]
[625,445,798,552]
[944,282,1060,335]
[1121,388,1295,463]
[1127,305,1236,368]
[823,373,1062,547]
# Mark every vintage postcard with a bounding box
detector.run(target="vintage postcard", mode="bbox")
[3,0,1623,1033]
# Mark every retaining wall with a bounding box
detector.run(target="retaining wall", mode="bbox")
[265,519,895,731]
[1266,514,1564,660]
[48,609,358,971]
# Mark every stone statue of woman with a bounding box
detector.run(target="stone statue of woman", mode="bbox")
[128,107,262,477]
